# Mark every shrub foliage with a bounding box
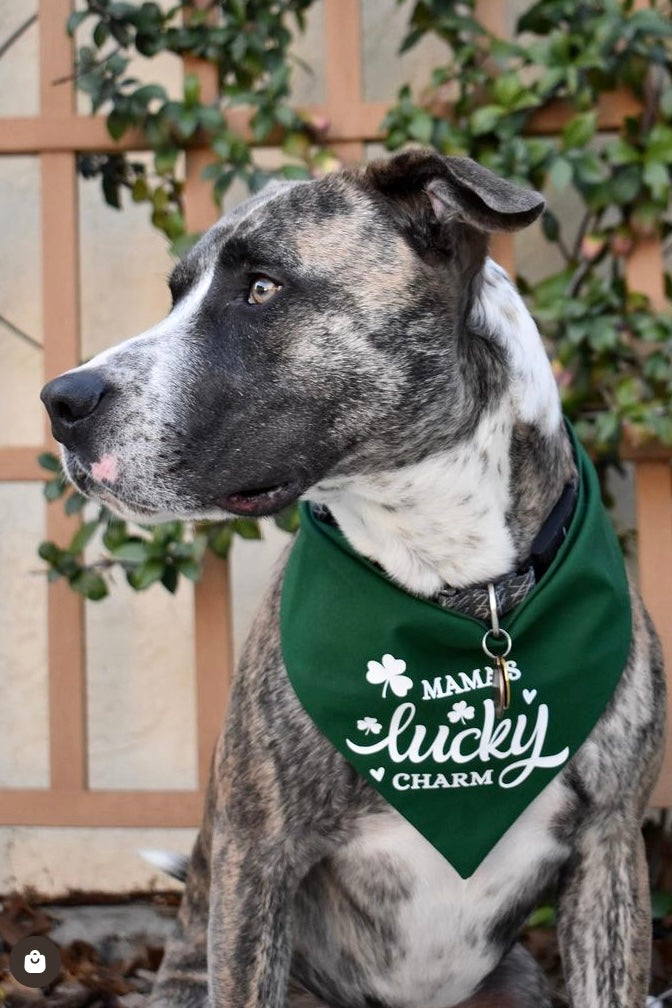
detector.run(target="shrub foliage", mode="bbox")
[40,0,672,599]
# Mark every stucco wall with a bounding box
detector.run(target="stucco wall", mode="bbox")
[0,0,636,894]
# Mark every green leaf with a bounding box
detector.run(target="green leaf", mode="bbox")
[38,452,61,472]
[610,165,642,205]
[469,105,505,136]
[651,890,672,919]
[110,539,151,563]
[70,569,108,601]
[93,21,110,47]
[127,558,165,590]
[661,87,672,120]
[65,493,88,515]
[549,156,572,191]
[131,176,149,202]
[615,377,642,408]
[537,66,565,97]
[593,411,619,445]
[38,541,61,564]
[526,904,556,929]
[562,112,597,150]
[607,139,640,167]
[161,565,179,593]
[66,10,89,35]
[152,520,184,544]
[540,210,559,242]
[232,517,262,540]
[103,519,129,551]
[407,109,434,145]
[282,131,310,159]
[154,147,178,175]
[107,109,131,141]
[644,160,669,202]
[174,108,199,139]
[69,520,100,556]
[191,532,208,563]
[574,152,607,186]
[588,317,618,351]
[493,72,523,108]
[183,72,200,106]
[208,524,233,557]
[176,558,202,581]
[170,232,200,258]
[44,478,65,502]
[273,505,300,534]
[134,83,167,105]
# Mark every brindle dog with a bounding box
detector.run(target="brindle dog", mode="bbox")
[41,151,664,1008]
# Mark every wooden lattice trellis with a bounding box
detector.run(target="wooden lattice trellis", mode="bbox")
[0,0,670,829]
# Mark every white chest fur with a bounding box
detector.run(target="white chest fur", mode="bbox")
[332,777,571,1008]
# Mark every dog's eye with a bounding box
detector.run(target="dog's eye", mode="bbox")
[248,275,281,305]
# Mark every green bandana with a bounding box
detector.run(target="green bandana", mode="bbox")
[281,426,630,878]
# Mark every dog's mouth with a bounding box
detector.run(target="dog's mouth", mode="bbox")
[65,453,302,520]
[64,449,304,519]
[216,478,303,517]
[64,452,168,519]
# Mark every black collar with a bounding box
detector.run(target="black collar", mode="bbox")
[528,480,578,581]
[311,479,578,618]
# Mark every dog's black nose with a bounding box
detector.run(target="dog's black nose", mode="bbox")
[41,370,108,446]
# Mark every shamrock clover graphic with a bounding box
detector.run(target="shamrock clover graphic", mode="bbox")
[447,700,475,724]
[366,654,413,699]
[357,717,382,735]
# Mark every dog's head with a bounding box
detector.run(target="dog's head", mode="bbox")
[41,151,545,522]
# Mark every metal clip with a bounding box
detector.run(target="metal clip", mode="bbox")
[483,584,512,717]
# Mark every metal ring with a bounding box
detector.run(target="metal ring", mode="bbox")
[482,627,512,659]
[487,583,500,637]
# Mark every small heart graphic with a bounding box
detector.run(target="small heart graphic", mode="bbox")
[523,688,537,704]
[370,767,385,782]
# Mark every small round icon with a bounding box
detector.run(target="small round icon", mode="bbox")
[9,935,61,988]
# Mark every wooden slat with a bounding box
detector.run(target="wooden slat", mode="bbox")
[0,116,146,153]
[39,0,76,117]
[39,0,88,793]
[0,446,47,481]
[0,90,644,155]
[626,237,671,804]
[194,555,233,789]
[323,0,364,164]
[621,442,672,462]
[0,788,203,827]
[475,0,505,36]
[183,24,235,790]
[528,91,642,135]
[637,462,672,807]
[0,104,384,154]
[473,4,514,277]
[490,234,515,276]
[626,236,666,305]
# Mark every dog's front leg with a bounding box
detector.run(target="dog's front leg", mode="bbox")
[207,833,296,1008]
[151,782,217,1008]
[557,817,651,1007]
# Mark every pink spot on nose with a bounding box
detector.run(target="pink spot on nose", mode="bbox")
[91,453,119,483]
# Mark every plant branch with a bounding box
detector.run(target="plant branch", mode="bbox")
[52,45,123,87]
[0,313,43,351]
[0,12,37,63]
[572,210,594,262]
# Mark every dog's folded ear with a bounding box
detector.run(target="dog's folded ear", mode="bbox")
[364,150,545,234]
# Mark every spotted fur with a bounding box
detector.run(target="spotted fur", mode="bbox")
[41,150,665,1008]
